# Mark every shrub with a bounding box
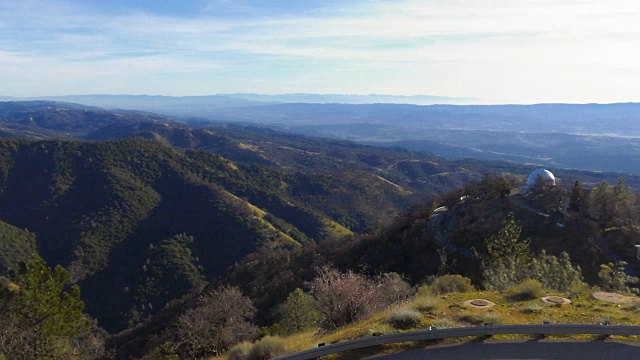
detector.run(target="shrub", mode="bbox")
[248,336,286,360]
[509,279,545,301]
[623,301,640,312]
[309,266,385,330]
[482,252,584,292]
[227,342,253,360]
[416,284,431,297]
[527,251,583,292]
[171,286,258,358]
[598,262,639,295]
[412,296,441,312]
[430,275,475,294]
[429,317,462,329]
[458,312,504,325]
[377,272,414,305]
[520,303,543,314]
[366,325,392,336]
[386,309,423,330]
[567,280,591,297]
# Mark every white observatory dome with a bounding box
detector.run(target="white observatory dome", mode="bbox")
[526,169,555,188]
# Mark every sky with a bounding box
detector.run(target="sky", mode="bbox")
[2,0,640,103]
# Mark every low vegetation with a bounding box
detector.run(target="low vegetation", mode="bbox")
[429,274,475,295]
[412,295,441,312]
[509,279,546,301]
[386,309,423,330]
[263,284,640,359]
[231,336,287,360]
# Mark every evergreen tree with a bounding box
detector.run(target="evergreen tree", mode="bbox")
[478,213,532,290]
[568,180,585,213]
[484,213,530,265]
[278,288,318,335]
[0,255,92,359]
[598,261,639,295]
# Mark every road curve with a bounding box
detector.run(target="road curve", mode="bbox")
[370,340,640,360]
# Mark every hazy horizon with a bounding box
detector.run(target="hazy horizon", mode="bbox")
[5,93,640,106]
[3,1,640,103]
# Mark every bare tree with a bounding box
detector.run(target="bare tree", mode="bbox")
[309,266,384,330]
[170,286,258,359]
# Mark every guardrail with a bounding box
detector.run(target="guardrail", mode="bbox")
[274,324,640,360]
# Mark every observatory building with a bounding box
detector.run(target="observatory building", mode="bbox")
[520,169,555,194]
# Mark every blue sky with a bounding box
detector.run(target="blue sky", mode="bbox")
[1,0,640,103]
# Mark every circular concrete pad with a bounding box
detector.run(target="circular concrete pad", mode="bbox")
[464,299,496,308]
[592,292,639,304]
[541,296,571,305]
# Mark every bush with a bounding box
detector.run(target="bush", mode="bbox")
[527,251,583,292]
[598,262,639,295]
[227,337,286,360]
[482,252,584,292]
[415,284,431,297]
[509,279,545,301]
[227,342,253,360]
[386,309,423,330]
[309,266,385,330]
[429,317,462,329]
[430,275,475,294]
[412,296,441,312]
[171,286,258,358]
[248,336,286,360]
[458,312,504,325]
[377,272,414,305]
[520,303,543,314]
[567,280,591,297]
[366,325,391,336]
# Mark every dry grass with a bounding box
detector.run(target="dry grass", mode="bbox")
[218,290,640,359]
[386,309,423,330]
[412,295,442,312]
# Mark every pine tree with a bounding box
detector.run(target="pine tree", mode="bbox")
[0,255,91,359]
[278,288,318,335]
[484,213,530,265]
[478,213,532,290]
[568,180,585,213]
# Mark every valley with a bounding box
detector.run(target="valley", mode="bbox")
[0,100,639,359]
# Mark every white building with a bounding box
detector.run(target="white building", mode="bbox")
[520,169,555,194]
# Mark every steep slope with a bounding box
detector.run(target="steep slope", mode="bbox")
[0,137,426,331]
[0,138,297,330]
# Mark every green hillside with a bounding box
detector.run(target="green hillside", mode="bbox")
[0,137,437,332]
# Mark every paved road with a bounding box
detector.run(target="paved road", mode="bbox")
[370,340,640,359]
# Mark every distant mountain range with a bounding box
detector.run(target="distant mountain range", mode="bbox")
[6,93,481,107]
[223,93,481,104]
[5,95,640,174]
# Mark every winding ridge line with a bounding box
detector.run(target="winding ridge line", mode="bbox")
[274,324,640,360]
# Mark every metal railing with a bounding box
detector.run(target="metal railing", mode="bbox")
[274,324,640,360]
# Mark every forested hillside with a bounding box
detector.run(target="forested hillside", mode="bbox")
[1,102,640,359]
[108,173,640,359]
[0,137,430,332]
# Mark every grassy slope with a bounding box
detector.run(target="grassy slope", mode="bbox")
[238,289,640,360]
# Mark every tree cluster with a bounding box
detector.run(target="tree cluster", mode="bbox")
[0,255,102,360]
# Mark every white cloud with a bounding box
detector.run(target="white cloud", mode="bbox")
[2,0,640,101]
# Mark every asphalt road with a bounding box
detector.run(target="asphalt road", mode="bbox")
[370,340,640,359]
